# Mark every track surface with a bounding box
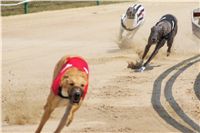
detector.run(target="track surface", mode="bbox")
[2,1,200,133]
[152,55,200,133]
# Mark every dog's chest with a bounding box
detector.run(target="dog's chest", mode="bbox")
[57,98,69,107]
[124,18,135,29]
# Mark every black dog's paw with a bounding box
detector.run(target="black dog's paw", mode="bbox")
[127,60,143,69]
[167,52,170,57]
[135,66,146,72]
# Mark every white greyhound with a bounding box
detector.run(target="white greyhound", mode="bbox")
[119,4,145,41]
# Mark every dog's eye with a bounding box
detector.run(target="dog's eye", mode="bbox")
[81,84,85,87]
[63,76,68,79]
[69,83,74,86]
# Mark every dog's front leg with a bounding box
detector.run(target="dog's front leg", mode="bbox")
[126,31,133,39]
[54,103,73,133]
[143,39,166,67]
[66,103,81,126]
[35,93,59,133]
[35,104,55,133]
[127,27,138,39]
[141,43,152,62]
[54,102,82,133]
[118,26,124,41]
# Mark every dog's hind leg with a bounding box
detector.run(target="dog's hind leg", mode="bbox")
[143,39,166,67]
[167,37,173,56]
[167,23,177,56]
[167,31,177,56]
[35,105,55,133]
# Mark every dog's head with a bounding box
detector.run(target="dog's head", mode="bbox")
[126,6,137,19]
[59,67,87,103]
[149,25,163,44]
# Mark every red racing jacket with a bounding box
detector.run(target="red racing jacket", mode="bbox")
[51,56,89,99]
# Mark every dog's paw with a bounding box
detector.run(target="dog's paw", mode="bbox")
[127,60,143,69]
[66,118,73,127]
[66,121,71,127]
[167,52,170,57]
[136,66,146,72]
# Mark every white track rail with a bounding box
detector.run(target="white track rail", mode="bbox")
[0,0,30,6]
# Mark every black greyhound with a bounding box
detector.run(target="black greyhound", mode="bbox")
[139,14,178,72]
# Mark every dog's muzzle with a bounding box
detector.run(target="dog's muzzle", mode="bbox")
[127,13,135,19]
[58,87,83,103]
[71,88,83,104]
[151,38,158,44]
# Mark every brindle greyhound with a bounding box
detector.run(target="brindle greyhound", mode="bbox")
[139,14,178,72]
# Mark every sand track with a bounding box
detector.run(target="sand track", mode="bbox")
[194,73,200,100]
[2,1,200,133]
[152,55,200,133]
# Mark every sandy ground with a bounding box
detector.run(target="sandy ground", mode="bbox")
[2,1,200,133]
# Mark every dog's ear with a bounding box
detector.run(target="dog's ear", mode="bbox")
[60,74,70,86]
[126,7,132,16]
[151,26,156,32]
[53,56,70,81]
[150,26,156,37]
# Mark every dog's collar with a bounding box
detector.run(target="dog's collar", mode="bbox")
[121,18,136,31]
[58,86,70,99]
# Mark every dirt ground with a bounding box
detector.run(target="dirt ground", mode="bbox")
[2,1,200,133]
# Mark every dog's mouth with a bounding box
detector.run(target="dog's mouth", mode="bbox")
[70,88,83,104]
[151,38,158,44]
[58,87,82,104]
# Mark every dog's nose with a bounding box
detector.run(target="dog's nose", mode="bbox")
[71,88,82,103]
[152,38,157,43]
[74,91,81,99]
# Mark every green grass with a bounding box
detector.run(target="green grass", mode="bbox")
[1,1,124,16]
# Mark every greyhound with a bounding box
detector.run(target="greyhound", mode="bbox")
[35,56,89,133]
[139,14,178,72]
[119,4,145,41]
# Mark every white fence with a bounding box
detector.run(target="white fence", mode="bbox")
[0,0,30,6]
[1,0,30,14]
